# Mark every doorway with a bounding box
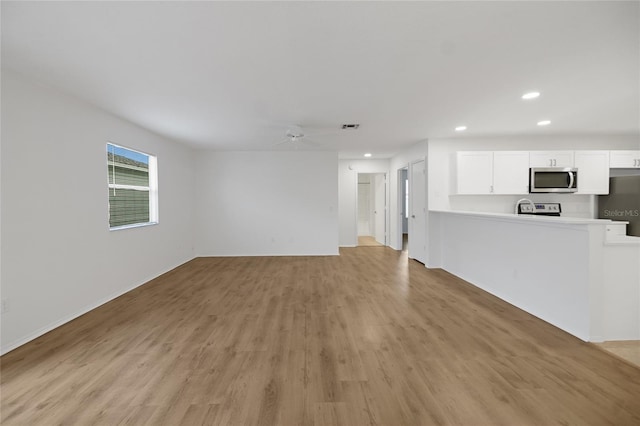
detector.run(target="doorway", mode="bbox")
[408,160,427,263]
[357,173,386,246]
[398,167,409,251]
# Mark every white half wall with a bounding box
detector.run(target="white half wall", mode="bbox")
[429,211,596,341]
[1,71,196,354]
[194,151,338,256]
[602,242,640,340]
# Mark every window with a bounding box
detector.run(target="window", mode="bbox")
[107,143,158,229]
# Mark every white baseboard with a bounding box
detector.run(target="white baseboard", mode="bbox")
[1,257,195,356]
[195,252,341,257]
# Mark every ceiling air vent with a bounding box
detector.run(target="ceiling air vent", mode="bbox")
[341,124,360,130]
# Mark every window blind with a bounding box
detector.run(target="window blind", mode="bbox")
[107,143,152,228]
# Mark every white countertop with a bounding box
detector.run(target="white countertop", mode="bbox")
[429,209,629,225]
[605,235,640,245]
[430,210,640,244]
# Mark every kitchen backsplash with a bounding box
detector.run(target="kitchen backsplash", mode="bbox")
[448,193,595,218]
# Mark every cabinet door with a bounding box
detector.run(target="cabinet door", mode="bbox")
[493,151,530,194]
[609,150,640,168]
[456,151,493,194]
[574,151,610,194]
[529,151,574,168]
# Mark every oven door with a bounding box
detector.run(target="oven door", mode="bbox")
[530,168,578,193]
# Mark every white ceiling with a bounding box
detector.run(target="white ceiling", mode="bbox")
[2,1,638,158]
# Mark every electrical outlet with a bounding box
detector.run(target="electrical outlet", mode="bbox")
[1,299,9,315]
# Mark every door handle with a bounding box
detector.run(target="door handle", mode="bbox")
[411,215,416,218]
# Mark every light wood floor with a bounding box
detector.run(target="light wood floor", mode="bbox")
[2,248,640,425]
[357,236,383,246]
[597,340,640,367]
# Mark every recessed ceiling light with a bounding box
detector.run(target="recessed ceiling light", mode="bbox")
[455,126,467,132]
[522,91,541,100]
[364,153,372,157]
[537,120,551,126]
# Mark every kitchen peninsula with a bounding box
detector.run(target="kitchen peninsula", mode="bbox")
[427,210,640,342]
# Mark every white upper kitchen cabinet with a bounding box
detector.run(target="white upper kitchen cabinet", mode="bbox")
[574,150,610,194]
[493,151,530,194]
[456,151,493,194]
[529,151,574,168]
[609,150,640,168]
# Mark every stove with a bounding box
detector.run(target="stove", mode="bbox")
[517,202,562,216]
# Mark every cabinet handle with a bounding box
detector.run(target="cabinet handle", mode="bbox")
[549,159,553,166]
[490,185,494,193]
[553,159,557,166]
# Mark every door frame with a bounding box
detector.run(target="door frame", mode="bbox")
[356,172,388,246]
[396,165,409,250]
[408,158,427,263]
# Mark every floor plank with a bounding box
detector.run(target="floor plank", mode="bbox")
[2,248,640,425]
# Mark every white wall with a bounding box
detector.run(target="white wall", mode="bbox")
[338,159,389,247]
[194,151,338,256]
[602,242,640,340]
[428,135,640,216]
[1,71,195,354]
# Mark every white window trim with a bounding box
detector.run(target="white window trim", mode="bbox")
[109,221,158,232]
[148,155,159,224]
[107,142,159,230]
[108,184,150,192]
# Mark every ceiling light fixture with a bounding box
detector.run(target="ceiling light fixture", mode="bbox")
[537,120,551,126]
[364,153,372,158]
[522,91,541,100]
[455,126,467,132]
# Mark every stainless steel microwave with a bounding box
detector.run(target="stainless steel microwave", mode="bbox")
[529,168,578,193]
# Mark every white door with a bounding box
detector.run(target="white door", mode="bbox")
[357,181,371,235]
[409,160,426,263]
[373,173,386,245]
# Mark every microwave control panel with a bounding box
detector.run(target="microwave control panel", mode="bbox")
[518,203,562,215]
